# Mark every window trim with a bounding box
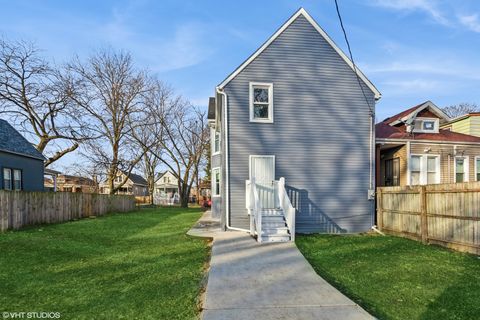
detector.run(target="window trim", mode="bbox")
[211,127,221,156]
[454,156,469,183]
[212,167,221,197]
[249,82,273,123]
[413,117,439,133]
[408,154,441,185]
[475,156,480,181]
[3,167,12,190]
[13,169,22,191]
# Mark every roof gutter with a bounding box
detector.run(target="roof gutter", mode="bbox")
[216,87,249,233]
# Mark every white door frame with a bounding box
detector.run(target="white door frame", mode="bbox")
[249,155,276,180]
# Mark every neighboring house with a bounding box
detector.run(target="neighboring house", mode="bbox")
[154,170,179,196]
[56,174,97,193]
[0,119,45,191]
[441,113,480,137]
[99,172,148,196]
[210,8,381,242]
[376,101,480,187]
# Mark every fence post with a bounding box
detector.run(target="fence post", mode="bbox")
[420,186,428,244]
[377,188,383,230]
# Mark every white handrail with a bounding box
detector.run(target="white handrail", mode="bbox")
[278,177,295,241]
[246,177,262,242]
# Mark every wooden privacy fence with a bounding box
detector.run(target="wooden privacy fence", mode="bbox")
[377,182,480,255]
[0,191,136,232]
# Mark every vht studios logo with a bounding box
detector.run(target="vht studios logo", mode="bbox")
[2,312,61,319]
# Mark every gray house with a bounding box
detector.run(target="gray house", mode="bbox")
[209,8,381,242]
[0,119,45,191]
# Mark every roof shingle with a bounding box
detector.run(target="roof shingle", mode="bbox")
[0,119,45,160]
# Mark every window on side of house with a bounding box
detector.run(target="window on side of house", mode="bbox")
[455,157,468,183]
[410,155,421,185]
[476,157,480,181]
[214,130,220,154]
[3,168,12,190]
[212,168,220,196]
[13,169,22,190]
[410,155,440,185]
[426,156,438,184]
[249,83,273,123]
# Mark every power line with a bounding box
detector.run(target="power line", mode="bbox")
[334,0,374,116]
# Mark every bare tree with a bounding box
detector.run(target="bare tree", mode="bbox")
[139,84,208,207]
[442,103,480,118]
[0,38,91,167]
[66,49,151,195]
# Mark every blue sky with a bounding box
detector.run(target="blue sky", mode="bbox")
[1,0,480,168]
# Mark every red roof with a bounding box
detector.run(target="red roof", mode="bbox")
[376,122,480,142]
[382,102,428,124]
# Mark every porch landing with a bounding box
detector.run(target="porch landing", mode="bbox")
[201,230,374,320]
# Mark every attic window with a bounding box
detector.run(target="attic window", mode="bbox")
[249,82,273,123]
[423,120,435,131]
[413,118,439,133]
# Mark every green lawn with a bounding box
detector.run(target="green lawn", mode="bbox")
[297,234,480,320]
[0,207,209,320]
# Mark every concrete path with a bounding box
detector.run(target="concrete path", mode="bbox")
[201,231,375,320]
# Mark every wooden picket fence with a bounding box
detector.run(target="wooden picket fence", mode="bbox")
[0,190,136,231]
[377,182,480,255]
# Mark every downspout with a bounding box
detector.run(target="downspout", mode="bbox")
[369,108,378,230]
[216,87,249,232]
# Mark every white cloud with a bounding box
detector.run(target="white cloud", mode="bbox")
[458,14,480,33]
[369,0,449,25]
[383,78,441,92]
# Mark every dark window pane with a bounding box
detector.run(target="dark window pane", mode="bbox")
[253,104,269,118]
[456,173,464,183]
[253,88,269,103]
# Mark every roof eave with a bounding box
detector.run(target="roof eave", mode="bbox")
[217,8,381,100]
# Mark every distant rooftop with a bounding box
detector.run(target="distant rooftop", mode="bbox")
[0,119,45,161]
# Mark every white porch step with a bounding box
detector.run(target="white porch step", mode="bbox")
[260,209,284,216]
[261,234,291,242]
[261,215,285,223]
[262,227,290,236]
[262,221,286,228]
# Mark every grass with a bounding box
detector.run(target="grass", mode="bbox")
[297,234,480,320]
[0,207,209,320]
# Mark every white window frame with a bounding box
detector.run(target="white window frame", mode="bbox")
[212,167,221,197]
[13,169,22,191]
[211,127,221,155]
[3,168,12,190]
[408,154,440,185]
[413,117,439,133]
[454,156,469,183]
[475,156,480,181]
[249,82,273,123]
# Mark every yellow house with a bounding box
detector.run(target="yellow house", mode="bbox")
[442,113,480,137]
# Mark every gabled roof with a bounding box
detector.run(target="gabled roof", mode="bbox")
[128,173,147,186]
[376,101,480,143]
[385,101,450,126]
[376,122,480,143]
[155,170,175,183]
[0,119,45,161]
[217,7,381,100]
[444,112,480,124]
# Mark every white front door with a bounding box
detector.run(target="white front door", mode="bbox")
[250,155,276,208]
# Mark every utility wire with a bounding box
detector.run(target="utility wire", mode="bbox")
[334,0,375,116]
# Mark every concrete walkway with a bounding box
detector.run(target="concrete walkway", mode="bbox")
[199,229,375,320]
